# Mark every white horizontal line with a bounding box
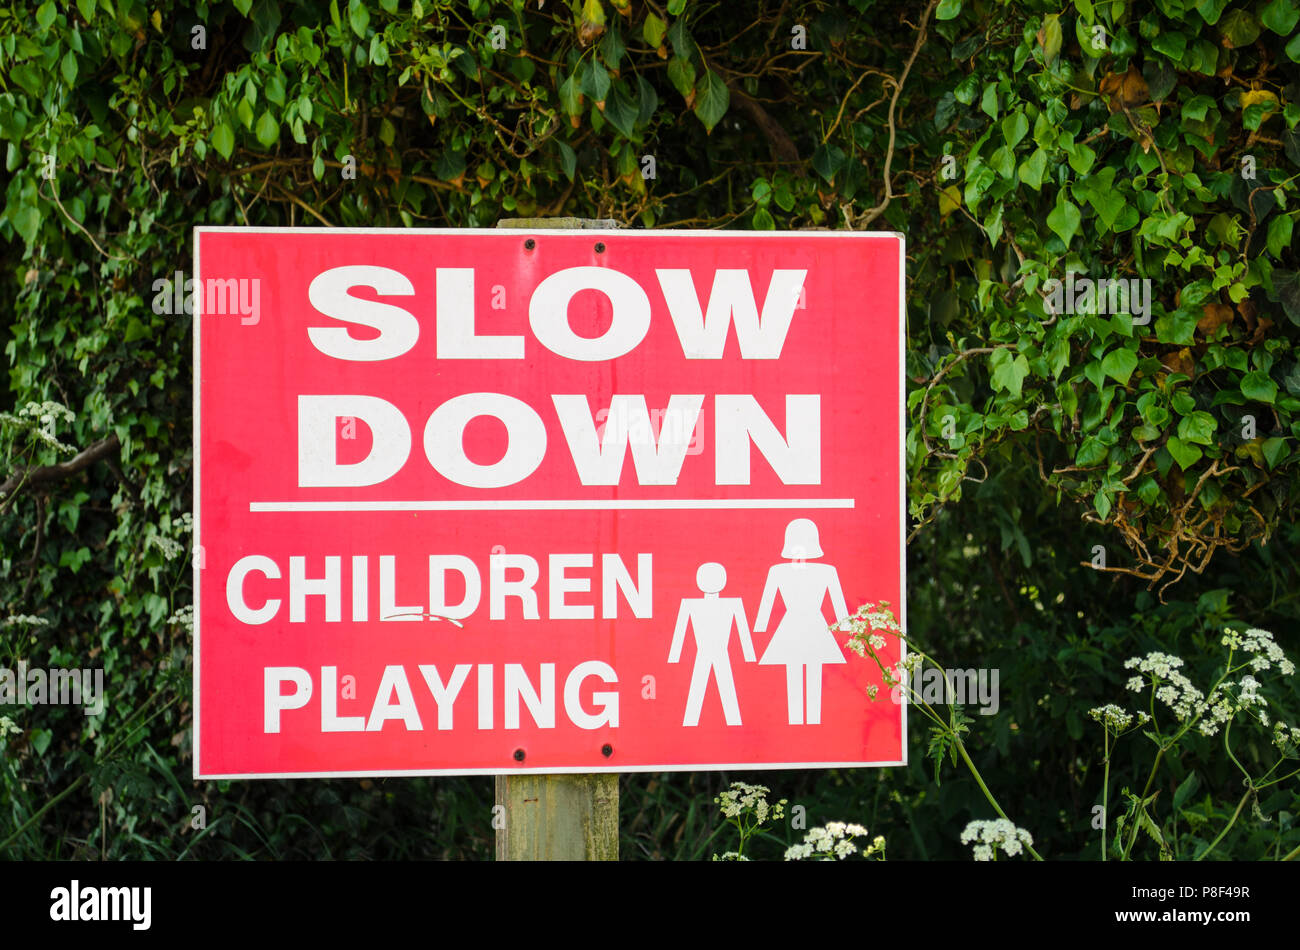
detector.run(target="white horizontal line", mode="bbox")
[250,498,856,512]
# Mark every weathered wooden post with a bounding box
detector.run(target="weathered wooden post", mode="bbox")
[492,216,620,862]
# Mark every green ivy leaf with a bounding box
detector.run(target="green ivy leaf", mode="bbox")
[1047,193,1082,245]
[1219,9,1261,48]
[694,70,729,133]
[1018,148,1048,189]
[1267,214,1293,258]
[990,349,1030,397]
[812,144,846,183]
[1263,0,1300,34]
[1166,436,1202,470]
[1178,410,1217,445]
[1101,347,1138,385]
[1241,370,1278,404]
[30,728,52,756]
[936,0,962,20]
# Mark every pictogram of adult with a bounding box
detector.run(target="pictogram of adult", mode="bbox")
[754,519,848,725]
[667,562,756,727]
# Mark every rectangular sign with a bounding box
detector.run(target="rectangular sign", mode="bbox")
[193,227,905,778]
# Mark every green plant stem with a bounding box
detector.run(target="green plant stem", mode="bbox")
[0,773,87,851]
[954,737,1044,860]
[1101,732,1110,861]
[1195,787,1252,861]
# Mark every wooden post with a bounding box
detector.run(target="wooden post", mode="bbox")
[492,216,620,862]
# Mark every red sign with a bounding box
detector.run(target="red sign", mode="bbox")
[193,228,905,778]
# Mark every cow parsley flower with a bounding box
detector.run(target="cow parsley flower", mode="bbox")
[1088,704,1150,732]
[785,821,880,861]
[960,819,1034,860]
[2,615,49,628]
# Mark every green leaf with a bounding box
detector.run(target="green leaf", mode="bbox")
[1262,0,1300,34]
[255,110,279,148]
[1219,9,1261,48]
[1178,410,1216,445]
[1101,347,1138,385]
[436,150,466,181]
[1267,214,1293,258]
[1001,111,1028,148]
[980,82,998,118]
[559,74,583,116]
[1172,772,1200,811]
[60,50,78,86]
[694,70,730,133]
[348,0,370,37]
[1018,148,1047,189]
[990,349,1030,397]
[1182,95,1215,122]
[265,75,286,106]
[666,57,695,97]
[1241,370,1278,404]
[555,140,576,181]
[1166,436,1202,470]
[30,729,52,756]
[11,204,40,244]
[603,81,638,139]
[77,0,95,21]
[1151,31,1187,62]
[936,0,962,19]
[1262,437,1288,468]
[753,207,775,230]
[582,59,610,103]
[812,144,846,183]
[1268,270,1300,325]
[36,1,55,32]
[124,316,150,343]
[642,12,667,47]
[1041,14,1063,65]
[212,122,235,159]
[1047,194,1082,246]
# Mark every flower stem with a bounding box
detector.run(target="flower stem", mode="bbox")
[1195,787,1252,862]
[954,737,1044,861]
